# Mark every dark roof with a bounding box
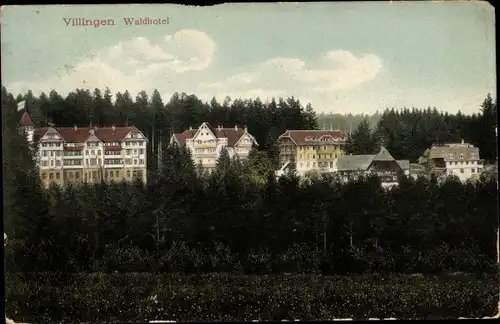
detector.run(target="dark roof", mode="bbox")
[337,154,375,171]
[337,147,408,171]
[429,144,480,161]
[278,130,345,145]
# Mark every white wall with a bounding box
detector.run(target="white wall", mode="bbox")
[445,160,483,182]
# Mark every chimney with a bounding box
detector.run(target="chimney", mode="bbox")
[244,125,248,132]
[218,125,221,131]
[189,126,193,131]
[112,125,116,132]
[89,128,94,135]
[73,125,77,131]
[461,139,464,144]
[234,125,238,131]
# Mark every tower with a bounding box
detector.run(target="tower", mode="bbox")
[19,110,35,144]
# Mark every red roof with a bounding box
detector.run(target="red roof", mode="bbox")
[33,126,144,143]
[173,123,251,147]
[279,130,345,145]
[19,111,35,127]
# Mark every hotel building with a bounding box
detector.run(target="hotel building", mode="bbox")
[19,111,148,187]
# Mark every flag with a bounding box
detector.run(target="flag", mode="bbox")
[17,100,26,111]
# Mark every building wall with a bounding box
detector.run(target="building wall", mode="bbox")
[33,130,147,188]
[185,126,255,170]
[445,160,484,182]
[279,142,345,175]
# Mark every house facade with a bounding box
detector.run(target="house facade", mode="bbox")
[170,122,259,171]
[19,111,148,187]
[428,140,484,182]
[337,146,410,188]
[276,130,346,176]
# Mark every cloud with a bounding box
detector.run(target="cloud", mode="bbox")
[201,50,382,95]
[7,29,217,97]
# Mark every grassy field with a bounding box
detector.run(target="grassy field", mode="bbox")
[4,272,499,323]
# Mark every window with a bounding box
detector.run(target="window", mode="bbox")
[56,173,60,180]
[56,160,61,166]
[110,171,113,178]
[75,172,79,179]
[134,159,137,165]
[43,151,48,157]
[104,171,108,178]
[133,149,137,155]
[126,149,132,155]
[460,168,464,173]
[466,161,469,165]
[126,170,131,177]
[70,172,73,179]
[42,173,47,180]
[472,168,476,173]
[140,159,144,165]
[139,149,144,154]
[92,171,97,179]
[50,151,54,157]
[90,158,97,165]
[97,150,101,155]
[42,161,48,167]
[133,171,137,178]
[49,173,54,180]
[50,160,54,167]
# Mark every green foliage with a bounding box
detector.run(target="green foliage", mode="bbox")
[4,273,498,322]
[4,169,497,275]
[346,118,379,155]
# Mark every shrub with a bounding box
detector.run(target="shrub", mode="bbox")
[4,272,498,323]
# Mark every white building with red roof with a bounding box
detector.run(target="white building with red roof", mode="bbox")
[170,122,259,171]
[19,112,148,187]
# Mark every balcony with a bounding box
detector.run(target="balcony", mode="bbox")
[193,142,217,149]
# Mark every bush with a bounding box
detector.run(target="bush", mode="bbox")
[4,272,498,323]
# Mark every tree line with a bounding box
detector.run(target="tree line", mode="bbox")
[2,86,498,275]
[12,87,498,166]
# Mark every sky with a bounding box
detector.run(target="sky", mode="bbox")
[1,2,496,115]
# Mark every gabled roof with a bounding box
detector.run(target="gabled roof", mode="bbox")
[172,124,255,147]
[33,126,144,143]
[338,154,375,171]
[337,147,404,172]
[19,111,35,127]
[278,130,345,146]
[429,144,480,161]
[172,129,197,146]
[373,146,395,162]
[396,160,410,170]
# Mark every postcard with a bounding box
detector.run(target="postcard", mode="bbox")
[1,2,498,323]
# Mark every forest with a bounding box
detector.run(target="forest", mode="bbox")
[2,86,499,321]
